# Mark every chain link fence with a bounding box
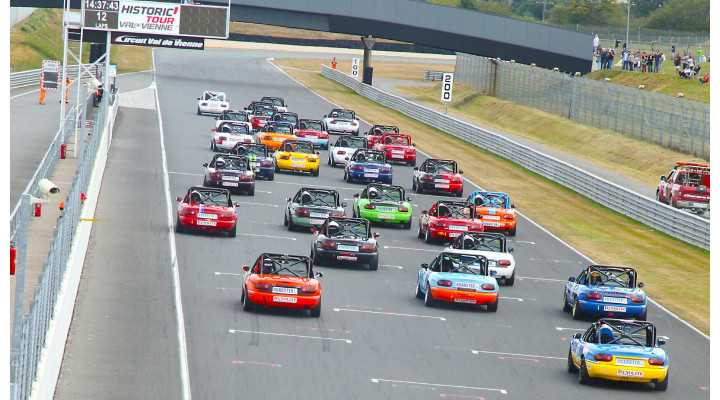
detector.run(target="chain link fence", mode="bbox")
[454,53,709,159]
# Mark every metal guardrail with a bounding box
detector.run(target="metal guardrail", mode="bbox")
[10,64,103,90]
[321,65,710,250]
[423,71,445,82]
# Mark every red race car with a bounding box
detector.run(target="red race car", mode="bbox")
[175,186,239,237]
[242,253,323,317]
[373,132,416,166]
[365,125,399,148]
[412,158,464,197]
[295,119,330,150]
[417,200,484,244]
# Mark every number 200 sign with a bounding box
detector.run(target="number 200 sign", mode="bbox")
[441,73,454,102]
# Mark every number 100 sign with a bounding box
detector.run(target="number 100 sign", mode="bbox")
[441,73,454,102]
[351,58,360,80]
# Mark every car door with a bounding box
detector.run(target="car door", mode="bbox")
[569,270,586,301]
[420,255,440,293]
[661,170,675,200]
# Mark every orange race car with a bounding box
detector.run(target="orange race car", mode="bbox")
[466,191,517,236]
[242,253,324,317]
[255,122,297,152]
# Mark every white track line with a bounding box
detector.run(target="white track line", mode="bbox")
[471,349,564,360]
[333,308,446,321]
[370,379,507,394]
[229,329,352,344]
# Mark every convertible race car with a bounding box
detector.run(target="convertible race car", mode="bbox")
[202,154,257,195]
[257,122,297,152]
[417,201,484,244]
[241,253,323,317]
[273,140,320,176]
[210,121,254,152]
[562,265,647,320]
[568,319,668,391]
[214,109,250,129]
[328,135,367,167]
[445,232,516,286]
[310,217,380,270]
[285,188,346,231]
[344,149,392,184]
[197,91,229,115]
[175,186,239,237]
[466,191,517,236]
[352,183,412,229]
[250,106,278,132]
[296,119,329,149]
[415,252,499,311]
[373,132,417,166]
[323,108,360,135]
[261,96,288,112]
[273,112,299,130]
[245,100,274,117]
[365,125,399,148]
[413,158,464,197]
[231,143,275,181]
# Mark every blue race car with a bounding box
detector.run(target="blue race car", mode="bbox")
[415,252,499,311]
[562,265,647,320]
[344,149,392,184]
[273,112,299,129]
[230,142,275,181]
[568,318,668,391]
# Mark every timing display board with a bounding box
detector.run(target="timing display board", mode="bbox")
[83,0,228,39]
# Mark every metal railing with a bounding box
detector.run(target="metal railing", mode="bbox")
[423,71,446,82]
[10,90,118,400]
[454,53,709,159]
[321,65,710,250]
[10,64,103,90]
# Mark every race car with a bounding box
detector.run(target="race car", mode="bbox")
[250,106,278,132]
[328,135,367,167]
[568,319,668,391]
[273,139,320,176]
[202,154,257,195]
[256,122,297,152]
[175,186,239,237]
[210,121,254,152]
[231,143,275,181]
[352,183,412,229]
[197,91,229,115]
[417,201,484,244]
[260,96,288,112]
[444,232,516,286]
[310,217,380,270]
[323,108,360,135]
[365,125,399,148]
[415,252,499,311]
[272,112,299,130]
[284,187,346,231]
[562,265,647,320]
[466,191,517,236]
[413,158,464,197]
[244,101,274,117]
[241,253,323,317]
[214,109,250,129]
[656,162,710,215]
[373,132,417,166]
[343,149,393,184]
[296,119,329,150]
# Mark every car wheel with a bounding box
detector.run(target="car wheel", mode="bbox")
[228,222,237,238]
[415,279,424,299]
[197,107,201,115]
[655,190,662,203]
[578,359,592,385]
[242,288,253,312]
[275,163,280,173]
[203,178,208,187]
[637,308,648,321]
[487,297,499,312]
[508,225,517,237]
[572,297,583,320]
[655,371,669,391]
[410,159,416,167]
[403,218,412,230]
[567,350,578,373]
[562,291,572,312]
[505,272,515,286]
[312,249,322,266]
[417,224,424,239]
[352,207,358,218]
[287,215,296,231]
[175,216,184,233]
[387,177,393,185]
[425,227,433,244]
[328,156,333,166]
[456,188,464,198]
[424,284,434,307]
[283,212,288,226]
[369,258,379,271]
[210,139,216,151]
[312,168,319,177]
[310,297,321,318]
[670,195,678,208]
[416,183,424,194]
[248,187,255,196]
[267,171,274,181]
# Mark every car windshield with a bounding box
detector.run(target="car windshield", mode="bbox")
[223,112,248,122]
[472,193,510,208]
[457,235,503,252]
[204,92,225,101]
[588,268,633,288]
[372,186,403,202]
[259,257,309,278]
[216,157,247,171]
[384,135,410,146]
[301,121,323,131]
[338,136,366,149]
[439,253,486,275]
[597,321,655,347]
[299,191,336,208]
[279,114,297,124]
[271,125,292,134]
[328,220,368,239]
[220,124,249,134]
[435,202,472,219]
[355,151,385,163]
[333,110,355,120]
[288,142,314,154]
[374,126,398,135]
[237,145,266,157]
[193,190,229,206]
[428,160,457,173]
[265,98,284,107]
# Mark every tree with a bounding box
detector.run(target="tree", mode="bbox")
[459,0,478,10]
[477,0,513,17]
[631,0,664,18]
[645,0,709,32]
[548,0,623,26]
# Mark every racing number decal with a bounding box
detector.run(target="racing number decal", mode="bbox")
[441,73,454,102]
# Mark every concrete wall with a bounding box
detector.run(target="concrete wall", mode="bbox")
[10,7,36,27]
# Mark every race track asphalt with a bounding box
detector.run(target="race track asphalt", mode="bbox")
[53,48,709,400]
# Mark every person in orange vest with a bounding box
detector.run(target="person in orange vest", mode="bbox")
[331,57,337,69]
[39,77,46,105]
[65,77,71,103]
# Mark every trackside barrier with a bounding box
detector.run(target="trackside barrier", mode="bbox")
[321,65,710,250]
[423,71,445,82]
[10,64,103,90]
[9,90,119,400]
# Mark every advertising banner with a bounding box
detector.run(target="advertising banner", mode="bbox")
[111,32,204,50]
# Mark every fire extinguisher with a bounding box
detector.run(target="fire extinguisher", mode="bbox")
[10,242,16,275]
[61,143,67,159]
[34,203,42,217]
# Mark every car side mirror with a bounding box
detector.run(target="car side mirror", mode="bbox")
[345,157,350,161]
[568,277,576,282]
[211,129,216,132]
[373,232,380,238]
[406,197,412,201]
[490,270,497,276]
[638,282,645,288]
[660,175,666,181]
[242,265,250,271]
[234,202,241,207]
[422,210,427,215]
[253,167,260,173]
[176,197,182,202]
[203,163,209,167]
[509,248,514,253]
[341,202,347,207]
[459,170,464,174]
[323,115,327,118]
[421,263,428,269]
[657,339,666,346]
[197,97,201,100]
[316,152,321,156]
[310,227,317,234]
[354,194,359,198]
[286,197,291,202]
[511,204,516,209]
[412,143,416,147]
[573,333,582,339]
[414,167,419,170]
[314,271,323,278]
[444,242,452,248]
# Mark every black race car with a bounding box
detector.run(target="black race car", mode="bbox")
[310,217,380,270]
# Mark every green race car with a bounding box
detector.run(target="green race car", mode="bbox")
[352,183,413,229]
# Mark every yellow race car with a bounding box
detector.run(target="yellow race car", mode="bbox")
[274,140,321,176]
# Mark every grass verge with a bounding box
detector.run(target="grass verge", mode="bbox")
[272,58,710,335]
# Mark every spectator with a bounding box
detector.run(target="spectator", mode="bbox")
[646,52,653,73]
[671,43,675,58]
[628,53,635,71]
[600,48,608,70]
[593,34,599,54]
[682,52,688,69]
[596,49,602,70]
[39,77,46,105]
[623,41,627,52]
[688,56,695,70]
[674,53,681,71]
[698,75,709,84]
[641,52,647,73]
[653,51,660,73]
[607,49,614,70]
[658,52,665,74]
[622,50,629,71]
[697,46,702,62]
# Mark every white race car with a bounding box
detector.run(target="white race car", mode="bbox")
[198,91,230,115]
[444,232,517,286]
[211,121,254,152]
[323,108,360,135]
[328,135,368,167]
[215,109,251,129]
